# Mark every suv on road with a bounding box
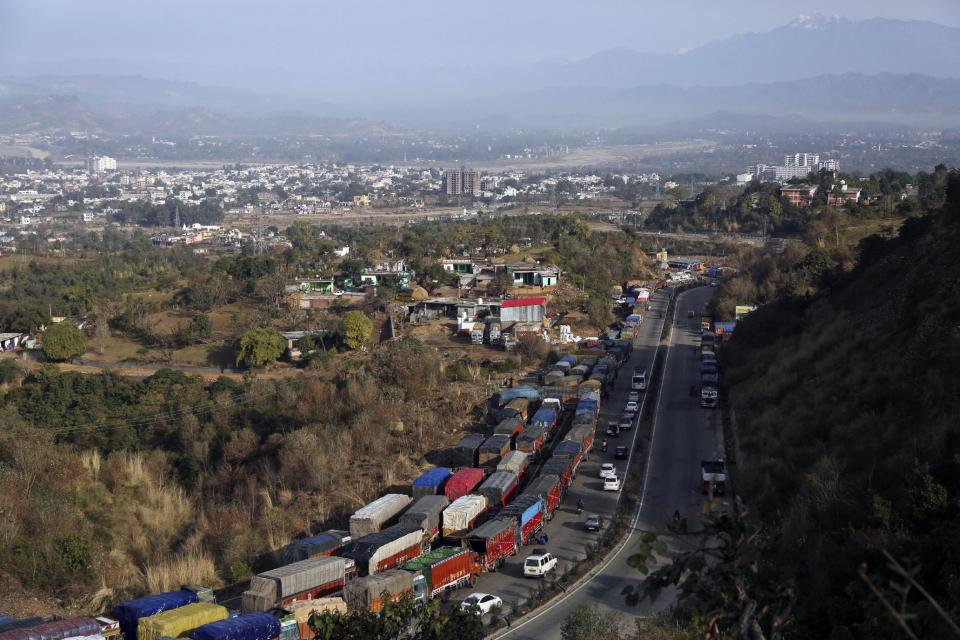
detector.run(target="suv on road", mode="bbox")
[603,475,621,491]
[524,551,557,578]
[599,462,617,479]
[585,514,603,531]
[615,445,629,459]
[606,422,620,438]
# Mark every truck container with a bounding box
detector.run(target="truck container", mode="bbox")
[442,494,488,538]
[503,397,530,421]
[551,361,572,375]
[568,422,595,456]
[138,604,228,640]
[399,495,449,544]
[496,450,529,480]
[403,547,482,601]
[242,556,348,612]
[114,589,199,640]
[521,474,562,519]
[411,467,453,499]
[552,441,583,476]
[579,379,602,395]
[477,470,518,508]
[543,370,564,387]
[575,399,598,417]
[515,425,546,459]
[558,355,577,366]
[284,599,346,640]
[349,494,412,538]
[343,524,423,576]
[192,613,279,640]
[0,619,50,636]
[490,387,541,408]
[568,364,591,379]
[451,434,485,467]
[478,434,511,469]
[443,467,485,502]
[496,495,544,545]
[529,407,558,437]
[0,619,101,640]
[342,570,414,614]
[282,530,350,564]
[540,458,573,488]
[465,519,518,571]
[493,417,525,444]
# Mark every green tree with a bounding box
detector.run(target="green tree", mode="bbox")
[42,322,87,361]
[342,311,373,350]
[561,604,627,640]
[0,359,20,384]
[235,328,286,368]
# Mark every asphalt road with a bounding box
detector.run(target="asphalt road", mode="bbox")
[492,286,726,638]
[453,288,672,623]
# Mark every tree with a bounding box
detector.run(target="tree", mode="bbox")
[488,272,513,296]
[235,328,286,368]
[342,311,373,350]
[561,604,628,640]
[42,322,87,361]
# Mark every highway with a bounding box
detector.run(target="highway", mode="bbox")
[491,286,726,638]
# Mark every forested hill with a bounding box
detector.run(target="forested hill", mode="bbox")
[723,174,960,637]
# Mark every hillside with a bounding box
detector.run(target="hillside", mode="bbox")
[721,174,960,636]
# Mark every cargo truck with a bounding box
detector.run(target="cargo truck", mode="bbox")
[478,434,512,469]
[441,494,488,538]
[496,495,544,545]
[344,524,424,576]
[242,556,348,612]
[700,385,718,408]
[138,603,227,640]
[503,397,530,421]
[403,547,482,601]
[443,468,485,502]
[284,599,345,640]
[465,519,518,571]
[515,425,546,460]
[113,589,200,640]
[493,416,525,443]
[540,457,573,489]
[552,440,583,476]
[192,613,280,640]
[496,450,529,481]
[399,495,449,544]
[411,467,453,499]
[478,470,518,508]
[521,474,562,520]
[282,530,350,564]
[451,434,485,467]
[349,494,412,538]
[567,422,595,458]
[343,570,414,614]
[0,618,102,640]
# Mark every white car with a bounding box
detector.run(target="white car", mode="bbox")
[603,475,621,491]
[628,391,640,403]
[599,462,616,479]
[625,400,639,413]
[523,552,557,578]
[460,593,503,615]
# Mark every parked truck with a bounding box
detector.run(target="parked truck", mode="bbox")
[540,457,573,489]
[515,425,546,460]
[349,494,412,538]
[451,434,485,467]
[521,474,562,520]
[403,547,482,601]
[443,468,485,502]
[343,570,414,614]
[529,407,558,437]
[478,434,512,469]
[496,495,544,546]
[193,613,280,640]
[496,450,529,481]
[344,524,424,576]
[138,603,227,640]
[242,556,348,612]
[441,494,488,538]
[503,397,531,421]
[493,416,525,443]
[399,495,449,544]
[465,519,518,571]
[284,598,346,640]
[552,440,583,476]
[0,618,102,640]
[113,589,199,640]
[282,530,350,564]
[567,422,595,458]
[411,467,453,499]
[478,470,518,509]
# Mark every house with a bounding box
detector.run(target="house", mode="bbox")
[781,184,818,208]
[441,259,481,275]
[334,246,350,257]
[352,195,372,207]
[667,257,704,272]
[826,181,862,206]
[292,278,335,293]
[501,297,546,323]
[280,330,329,360]
[503,263,560,288]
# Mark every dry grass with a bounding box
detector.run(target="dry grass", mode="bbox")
[144,551,218,593]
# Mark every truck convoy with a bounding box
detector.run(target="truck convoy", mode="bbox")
[138,604,227,640]
[343,524,424,576]
[242,556,348,612]
[349,494,412,538]
[399,495,449,544]
[442,494,488,538]
[465,519,518,571]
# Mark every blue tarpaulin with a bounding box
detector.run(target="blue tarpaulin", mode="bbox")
[114,589,198,640]
[192,614,280,640]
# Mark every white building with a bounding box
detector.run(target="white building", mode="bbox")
[86,156,117,173]
[784,153,820,168]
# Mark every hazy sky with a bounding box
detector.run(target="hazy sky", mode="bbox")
[2,0,959,89]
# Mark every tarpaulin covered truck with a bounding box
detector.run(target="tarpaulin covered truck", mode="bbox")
[451,434,485,467]
[402,547,482,601]
[0,618,101,640]
[281,530,350,564]
[552,440,584,476]
[496,495,544,545]
[138,604,227,640]
[567,422,595,458]
[343,570,414,614]
[521,474,562,520]
[441,495,488,538]
[478,435,512,469]
[516,425,546,459]
[242,557,348,612]
[283,598,346,640]
[529,407,558,438]
[344,524,423,576]
[540,457,573,489]
[466,519,518,571]
[113,589,199,640]
[349,494,412,538]
[443,468,485,502]
[478,470,518,508]
[496,450,529,481]
[399,495,449,544]
[493,417,525,441]
[192,613,280,640]
[411,467,452,499]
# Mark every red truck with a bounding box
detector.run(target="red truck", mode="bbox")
[444,467,485,502]
[516,425,546,460]
[522,474,562,520]
[540,457,573,489]
[344,525,424,576]
[496,495,544,545]
[465,519,518,571]
[402,547,482,600]
[551,440,584,476]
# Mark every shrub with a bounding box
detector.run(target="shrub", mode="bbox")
[42,322,87,361]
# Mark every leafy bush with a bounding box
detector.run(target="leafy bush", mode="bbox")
[42,322,88,361]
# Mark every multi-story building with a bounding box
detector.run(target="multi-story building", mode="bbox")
[781,184,818,208]
[784,153,820,168]
[444,169,481,196]
[86,156,117,173]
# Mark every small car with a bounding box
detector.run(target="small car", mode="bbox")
[625,400,639,413]
[606,423,620,438]
[599,462,616,479]
[615,445,629,459]
[621,410,636,422]
[585,514,603,531]
[619,417,633,432]
[523,552,557,578]
[603,475,621,491]
[460,593,503,615]
[628,391,640,403]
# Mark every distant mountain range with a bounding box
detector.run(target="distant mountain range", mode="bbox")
[1,15,959,136]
